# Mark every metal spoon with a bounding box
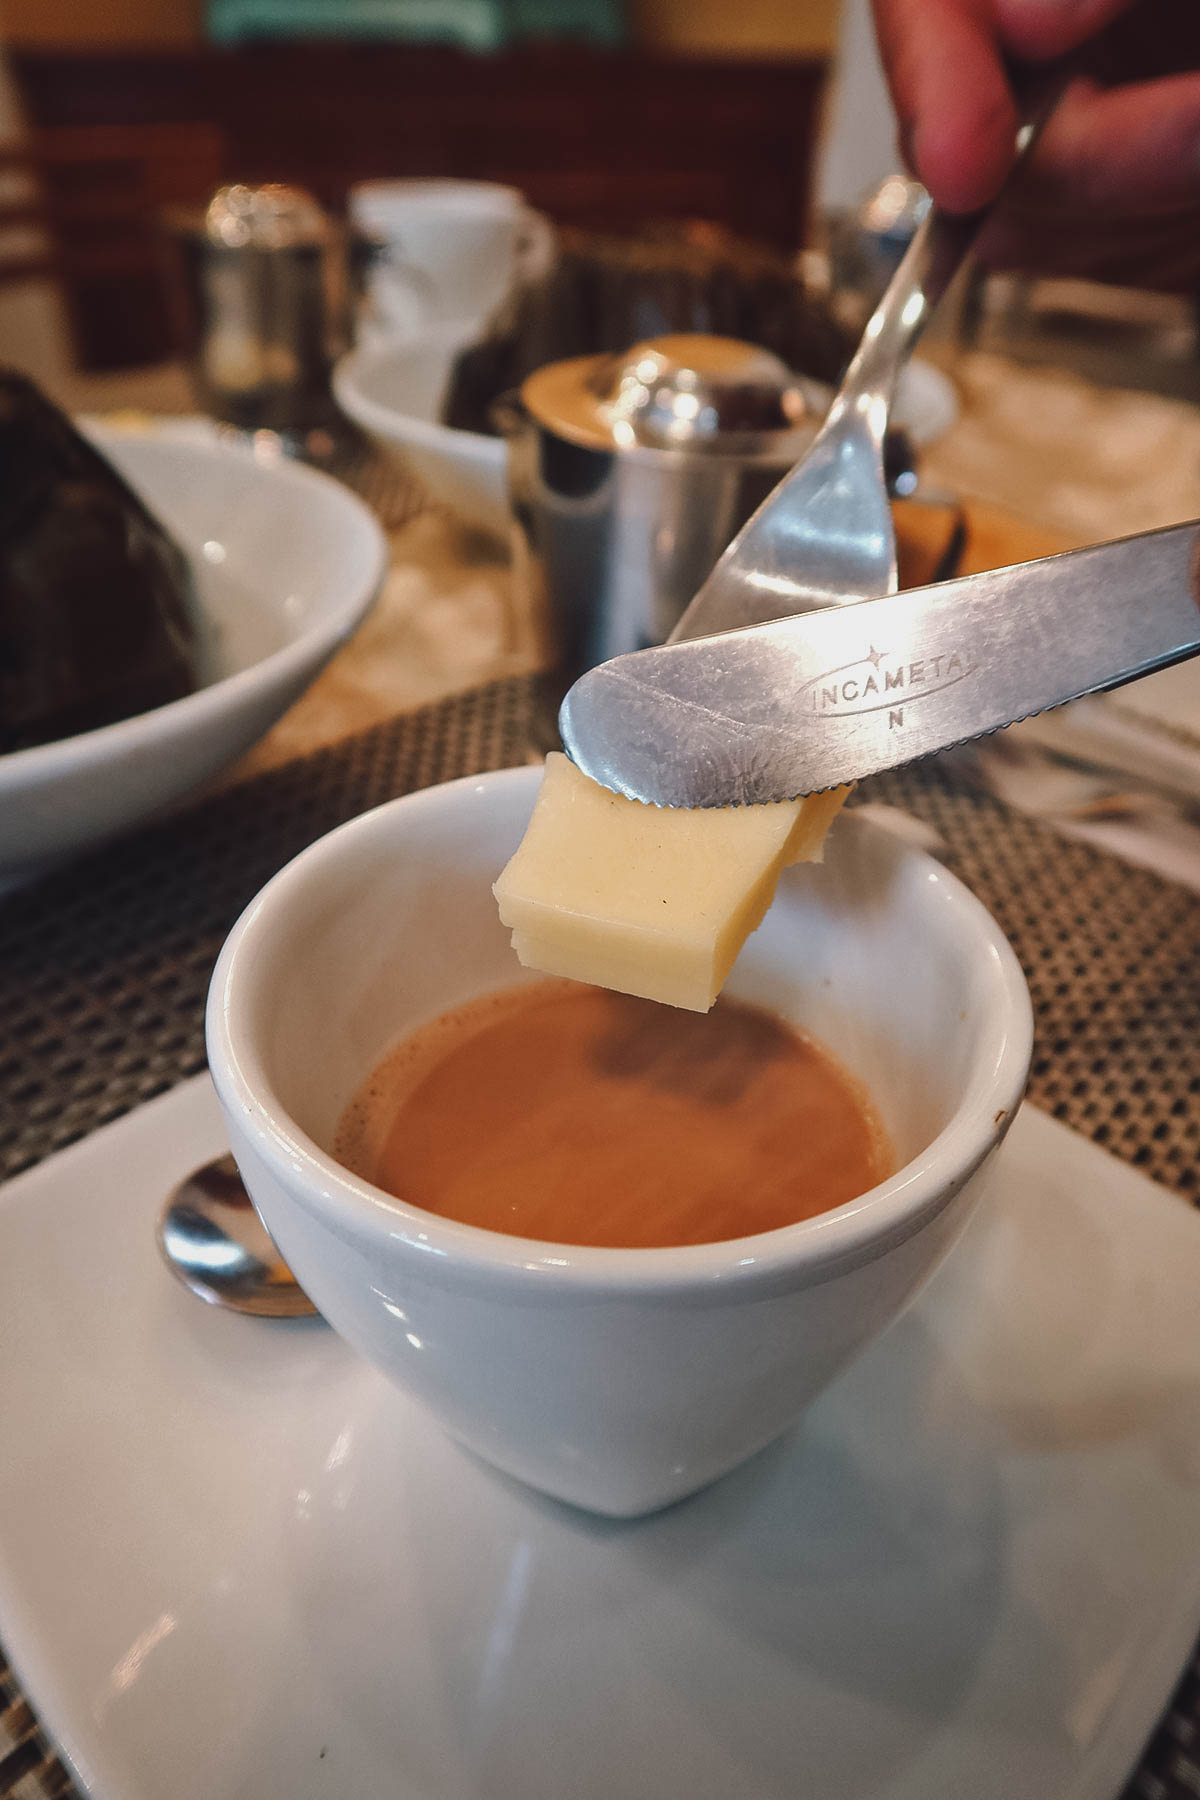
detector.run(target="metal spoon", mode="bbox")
[668,64,1070,641]
[157,1153,318,1318]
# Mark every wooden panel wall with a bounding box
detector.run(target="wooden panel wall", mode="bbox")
[11,44,828,367]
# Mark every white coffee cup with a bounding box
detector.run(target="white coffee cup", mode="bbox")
[349,178,553,340]
[206,766,1033,1517]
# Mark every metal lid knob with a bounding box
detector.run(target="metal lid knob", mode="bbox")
[202,183,331,250]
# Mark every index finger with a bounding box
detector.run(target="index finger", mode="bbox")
[871,0,1145,213]
[870,0,1018,212]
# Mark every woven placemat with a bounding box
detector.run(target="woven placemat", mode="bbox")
[0,672,1197,1800]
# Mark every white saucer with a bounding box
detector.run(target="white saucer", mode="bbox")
[1,1079,1198,1800]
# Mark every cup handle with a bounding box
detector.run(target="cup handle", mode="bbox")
[359,242,441,344]
[514,207,556,284]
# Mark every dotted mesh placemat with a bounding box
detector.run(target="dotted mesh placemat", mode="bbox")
[1,678,1195,1192]
[0,673,1197,1800]
[869,761,1200,1196]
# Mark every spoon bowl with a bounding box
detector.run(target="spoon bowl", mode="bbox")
[158,1154,318,1318]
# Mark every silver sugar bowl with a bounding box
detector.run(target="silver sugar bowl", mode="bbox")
[498,333,829,681]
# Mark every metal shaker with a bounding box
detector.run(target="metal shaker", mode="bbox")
[168,183,355,435]
[499,335,827,681]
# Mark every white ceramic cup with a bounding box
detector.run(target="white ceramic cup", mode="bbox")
[206,767,1033,1517]
[349,178,553,338]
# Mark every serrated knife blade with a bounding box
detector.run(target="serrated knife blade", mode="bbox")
[559,521,1200,808]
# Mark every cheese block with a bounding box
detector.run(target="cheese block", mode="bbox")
[493,753,850,1012]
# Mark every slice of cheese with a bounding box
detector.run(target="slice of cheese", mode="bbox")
[493,753,850,1012]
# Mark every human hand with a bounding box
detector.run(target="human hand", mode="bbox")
[869,0,1200,288]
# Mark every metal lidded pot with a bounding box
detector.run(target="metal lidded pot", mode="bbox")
[497,333,833,682]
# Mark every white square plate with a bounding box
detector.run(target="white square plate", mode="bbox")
[1,1078,1198,1800]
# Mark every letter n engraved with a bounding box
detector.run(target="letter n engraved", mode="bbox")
[889,708,904,729]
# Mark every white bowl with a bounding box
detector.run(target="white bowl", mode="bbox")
[207,766,1033,1517]
[334,327,509,535]
[333,334,958,538]
[0,422,387,884]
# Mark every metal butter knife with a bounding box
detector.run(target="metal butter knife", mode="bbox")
[559,521,1200,808]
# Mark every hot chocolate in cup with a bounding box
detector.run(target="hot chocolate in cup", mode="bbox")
[206,766,1032,1517]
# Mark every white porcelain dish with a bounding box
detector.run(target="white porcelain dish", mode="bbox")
[0,1076,1198,1799]
[0,421,387,884]
[895,357,959,446]
[333,337,958,536]
[334,326,509,533]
